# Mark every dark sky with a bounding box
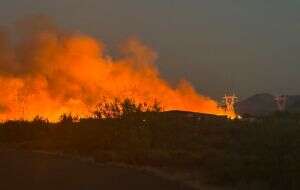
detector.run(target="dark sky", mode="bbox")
[1,0,300,99]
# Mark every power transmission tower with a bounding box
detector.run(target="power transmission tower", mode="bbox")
[275,95,287,112]
[223,94,238,113]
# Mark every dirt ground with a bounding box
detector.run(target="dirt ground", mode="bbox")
[0,149,195,190]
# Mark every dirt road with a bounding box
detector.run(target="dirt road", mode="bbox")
[0,150,194,190]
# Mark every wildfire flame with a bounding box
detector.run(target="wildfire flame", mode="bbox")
[0,17,235,121]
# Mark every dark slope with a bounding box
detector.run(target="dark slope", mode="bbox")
[236,93,277,116]
[236,93,300,116]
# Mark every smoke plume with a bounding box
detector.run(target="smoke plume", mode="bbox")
[0,16,234,121]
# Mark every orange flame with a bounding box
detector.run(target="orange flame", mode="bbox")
[0,18,235,121]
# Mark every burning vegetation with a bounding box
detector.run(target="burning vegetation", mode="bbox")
[0,16,235,121]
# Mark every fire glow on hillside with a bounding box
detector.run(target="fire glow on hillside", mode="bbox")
[0,17,235,121]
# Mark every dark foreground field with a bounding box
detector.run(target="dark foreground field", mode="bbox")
[0,149,193,190]
[0,111,300,190]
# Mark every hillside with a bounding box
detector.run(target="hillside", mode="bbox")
[235,93,277,116]
[236,93,300,116]
[1,111,300,190]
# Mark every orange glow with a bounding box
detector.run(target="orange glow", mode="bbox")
[0,22,235,121]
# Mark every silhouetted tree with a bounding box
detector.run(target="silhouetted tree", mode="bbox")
[121,98,141,117]
[93,97,163,119]
[93,98,122,119]
[59,113,76,124]
[32,115,49,124]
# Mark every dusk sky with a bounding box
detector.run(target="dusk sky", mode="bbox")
[1,0,300,99]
